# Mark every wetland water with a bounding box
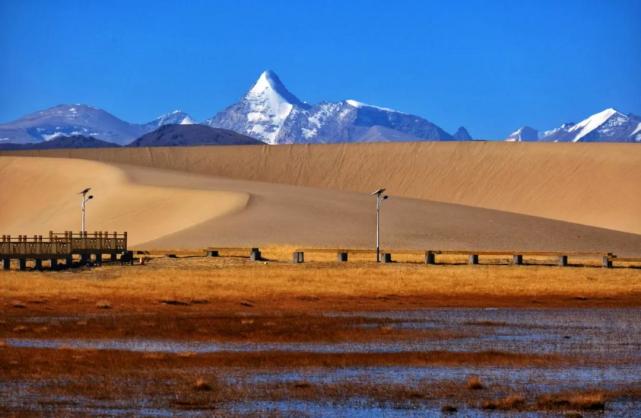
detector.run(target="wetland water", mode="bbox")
[2,308,641,416]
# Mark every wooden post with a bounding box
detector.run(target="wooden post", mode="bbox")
[95,253,102,265]
[207,250,219,257]
[425,251,436,265]
[66,255,73,268]
[50,258,57,270]
[35,258,43,270]
[19,258,26,271]
[468,254,479,265]
[512,254,523,265]
[337,252,348,262]
[558,255,568,267]
[2,258,10,270]
[111,253,118,262]
[602,255,613,268]
[382,253,392,263]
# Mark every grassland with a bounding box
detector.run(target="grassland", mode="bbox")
[3,254,641,415]
[2,250,641,310]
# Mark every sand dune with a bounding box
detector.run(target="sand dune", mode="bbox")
[0,157,248,246]
[8,141,641,235]
[2,154,640,255]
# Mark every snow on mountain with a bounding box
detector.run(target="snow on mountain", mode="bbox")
[632,122,641,140]
[142,110,195,131]
[206,70,459,144]
[567,108,618,142]
[206,70,309,144]
[0,105,197,145]
[506,108,641,143]
[506,126,539,142]
[344,99,399,113]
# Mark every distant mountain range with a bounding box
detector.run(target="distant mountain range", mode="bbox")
[0,70,638,147]
[506,108,641,143]
[0,105,195,145]
[0,135,119,150]
[129,124,262,147]
[0,125,263,150]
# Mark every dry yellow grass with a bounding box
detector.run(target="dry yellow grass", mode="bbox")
[2,247,640,307]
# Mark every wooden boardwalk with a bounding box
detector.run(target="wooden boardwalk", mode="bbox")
[1,231,130,271]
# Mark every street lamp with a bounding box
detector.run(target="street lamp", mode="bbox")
[370,188,389,262]
[79,188,94,233]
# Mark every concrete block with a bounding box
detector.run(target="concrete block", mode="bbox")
[120,251,134,265]
[292,251,304,264]
[425,251,436,265]
[558,255,568,267]
[250,248,262,261]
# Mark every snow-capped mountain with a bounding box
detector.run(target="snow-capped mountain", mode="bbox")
[205,70,309,144]
[0,105,196,145]
[506,126,539,142]
[206,70,463,144]
[141,110,195,131]
[506,108,641,143]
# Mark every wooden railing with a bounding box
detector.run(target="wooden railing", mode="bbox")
[1,231,128,259]
[0,235,72,256]
[49,231,127,253]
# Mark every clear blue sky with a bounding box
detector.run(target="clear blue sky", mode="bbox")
[1,0,639,138]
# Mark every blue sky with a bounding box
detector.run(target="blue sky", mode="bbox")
[1,0,639,138]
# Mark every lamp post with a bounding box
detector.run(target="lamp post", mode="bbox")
[370,188,389,262]
[79,188,94,233]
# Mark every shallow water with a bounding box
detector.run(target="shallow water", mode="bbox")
[4,308,641,416]
[8,308,641,360]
